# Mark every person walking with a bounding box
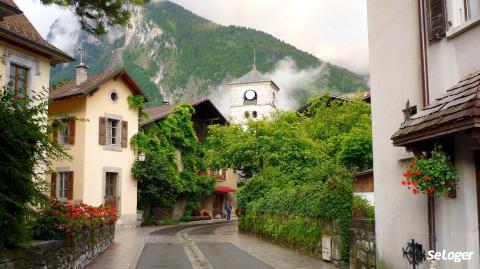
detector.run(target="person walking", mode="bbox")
[225,201,232,221]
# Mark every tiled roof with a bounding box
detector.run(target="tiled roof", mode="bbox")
[142,99,227,127]
[49,69,147,101]
[392,71,480,145]
[0,0,73,64]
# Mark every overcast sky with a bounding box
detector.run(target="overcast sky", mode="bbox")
[16,0,369,74]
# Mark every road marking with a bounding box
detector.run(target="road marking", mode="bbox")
[178,226,214,269]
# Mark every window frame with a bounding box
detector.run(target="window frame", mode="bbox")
[57,171,69,199]
[5,49,39,100]
[446,0,480,38]
[105,172,117,197]
[58,119,70,145]
[106,118,120,146]
[9,63,29,100]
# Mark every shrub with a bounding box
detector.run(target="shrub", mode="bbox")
[243,178,353,259]
[0,87,69,250]
[32,200,117,240]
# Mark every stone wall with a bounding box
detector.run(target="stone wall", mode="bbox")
[350,219,376,269]
[0,225,114,269]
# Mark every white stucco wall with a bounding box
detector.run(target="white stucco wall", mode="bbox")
[230,81,278,124]
[368,0,480,267]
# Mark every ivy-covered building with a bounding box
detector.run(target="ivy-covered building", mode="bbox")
[48,58,147,226]
[143,99,237,220]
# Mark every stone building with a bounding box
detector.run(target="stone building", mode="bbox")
[368,0,480,268]
[228,64,279,124]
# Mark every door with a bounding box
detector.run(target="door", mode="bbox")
[213,193,224,216]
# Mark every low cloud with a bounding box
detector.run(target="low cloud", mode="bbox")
[266,58,327,110]
[47,13,81,55]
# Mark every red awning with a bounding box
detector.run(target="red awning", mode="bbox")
[215,186,236,193]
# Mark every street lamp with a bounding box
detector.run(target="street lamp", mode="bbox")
[138,152,146,162]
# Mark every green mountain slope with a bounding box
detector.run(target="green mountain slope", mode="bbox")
[50,1,368,107]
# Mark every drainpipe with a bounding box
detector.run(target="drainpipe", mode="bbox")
[418,0,437,267]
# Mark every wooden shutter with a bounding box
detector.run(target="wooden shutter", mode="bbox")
[99,117,106,145]
[121,121,128,148]
[50,173,57,198]
[52,125,58,143]
[68,119,75,145]
[427,0,447,41]
[67,171,74,200]
[222,169,227,181]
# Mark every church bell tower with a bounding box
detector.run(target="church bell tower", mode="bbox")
[228,51,280,125]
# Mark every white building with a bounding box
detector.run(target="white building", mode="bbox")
[368,0,480,268]
[228,65,279,124]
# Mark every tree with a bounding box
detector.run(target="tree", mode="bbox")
[0,84,69,250]
[40,0,148,35]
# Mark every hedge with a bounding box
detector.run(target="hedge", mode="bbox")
[240,177,352,259]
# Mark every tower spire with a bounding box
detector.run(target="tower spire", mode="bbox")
[252,48,256,71]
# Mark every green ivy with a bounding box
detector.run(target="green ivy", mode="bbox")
[131,103,216,219]
[127,94,149,120]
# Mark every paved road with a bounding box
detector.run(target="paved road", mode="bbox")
[135,221,335,269]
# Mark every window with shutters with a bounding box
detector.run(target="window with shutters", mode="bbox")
[58,172,69,199]
[56,118,75,146]
[100,115,128,150]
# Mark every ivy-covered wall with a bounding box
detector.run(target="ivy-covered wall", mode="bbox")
[0,225,114,269]
[239,215,344,262]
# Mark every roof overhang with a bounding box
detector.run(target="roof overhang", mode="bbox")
[392,71,480,148]
[50,69,148,102]
[141,99,227,127]
[0,29,75,65]
[392,117,480,147]
[0,1,22,18]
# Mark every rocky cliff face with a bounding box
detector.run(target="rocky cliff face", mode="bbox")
[49,1,368,108]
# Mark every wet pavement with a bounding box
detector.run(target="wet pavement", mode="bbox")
[88,220,336,269]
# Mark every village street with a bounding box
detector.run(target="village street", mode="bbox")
[87,220,335,269]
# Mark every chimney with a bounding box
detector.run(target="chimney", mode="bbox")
[76,48,88,85]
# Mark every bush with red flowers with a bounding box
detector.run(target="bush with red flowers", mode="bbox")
[32,200,117,240]
[401,146,458,197]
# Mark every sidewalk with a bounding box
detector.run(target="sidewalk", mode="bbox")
[86,226,158,269]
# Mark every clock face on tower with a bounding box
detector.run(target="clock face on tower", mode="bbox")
[244,90,257,101]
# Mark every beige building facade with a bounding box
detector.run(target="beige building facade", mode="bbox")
[368,0,480,268]
[49,68,146,225]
